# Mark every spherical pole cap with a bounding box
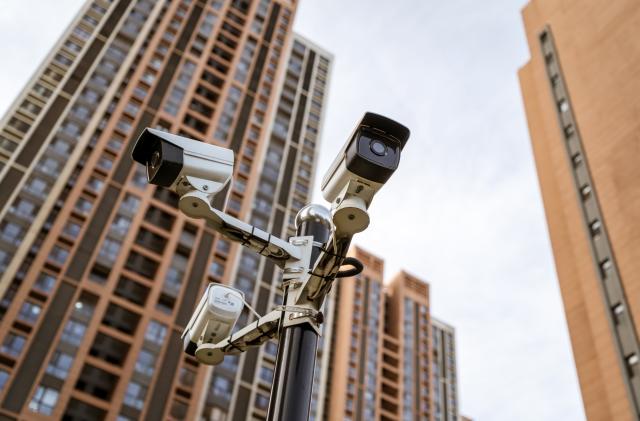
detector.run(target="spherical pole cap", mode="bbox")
[295,204,333,232]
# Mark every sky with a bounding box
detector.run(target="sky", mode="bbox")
[0,0,585,419]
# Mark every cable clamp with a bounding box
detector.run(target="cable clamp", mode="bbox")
[282,279,302,289]
[275,305,320,321]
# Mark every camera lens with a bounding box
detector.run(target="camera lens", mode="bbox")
[150,150,161,169]
[370,139,387,156]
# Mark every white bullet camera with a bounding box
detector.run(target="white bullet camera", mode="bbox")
[131,128,234,196]
[321,112,410,235]
[181,283,244,360]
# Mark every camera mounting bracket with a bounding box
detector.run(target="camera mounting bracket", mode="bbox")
[191,229,355,365]
[174,193,355,367]
[178,190,302,266]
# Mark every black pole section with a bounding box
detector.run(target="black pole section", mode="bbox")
[267,206,331,421]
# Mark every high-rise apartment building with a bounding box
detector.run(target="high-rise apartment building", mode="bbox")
[0,0,332,420]
[386,270,433,421]
[431,317,458,421]
[202,33,332,421]
[323,246,462,421]
[323,247,389,420]
[519,1,640,420]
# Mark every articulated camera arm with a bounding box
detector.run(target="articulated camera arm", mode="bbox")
[178,190,302,266]
[193,226,355,365]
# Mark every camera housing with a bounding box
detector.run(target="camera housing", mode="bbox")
[131,128,234,196]
[181,284,244,360]
[321,112,410,234]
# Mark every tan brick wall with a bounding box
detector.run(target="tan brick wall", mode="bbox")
[519,0,640,419]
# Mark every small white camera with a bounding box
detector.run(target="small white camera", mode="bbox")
[131,128,234,196]
[181,283,244,357]
[321,112,410,235]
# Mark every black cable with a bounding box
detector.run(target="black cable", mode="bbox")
[335,257,364,278]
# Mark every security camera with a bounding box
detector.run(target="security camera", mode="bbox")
[181,283,244,363]
[131,128,234,196]
[321,112,410,235]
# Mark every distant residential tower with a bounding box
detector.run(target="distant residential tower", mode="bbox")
[322,246,462,421]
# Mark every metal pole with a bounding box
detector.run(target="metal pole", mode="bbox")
[267,205,332,421]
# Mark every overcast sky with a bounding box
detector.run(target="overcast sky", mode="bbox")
[0,1,585,419]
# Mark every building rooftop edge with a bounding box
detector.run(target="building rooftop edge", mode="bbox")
[431,316,455,332]
[292,31,335,60]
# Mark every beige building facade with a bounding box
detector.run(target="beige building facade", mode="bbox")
[323,246,463,421]
[519,0,640,419]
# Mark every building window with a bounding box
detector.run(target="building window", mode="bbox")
[54,54,72,67]
[234,177,246,193]
[170,400,188,419]
[0,250,9,273]
[63,220,82,238]
[111,215,131,235]
[46,350,74,379]
[35,272,56,292]
[255,393,269,410]
[0,370,9,392]
[29,385,59,415]
[209,260,225,278]
[10,198,36,221]
[214,86,242,141]
[1,333,26,358]
[144,320,167,345]
[87,176,105,193]
[97,155,114,171]
[215,239,230,255]
[264,341,278,358]
[17,302,41,324]
[121,194,141,213]
[234,38,257,83]
[123,381,147,410]
[346,398,353,411]
[163,253,188,296]
[164,60,196,115]
[234,275,254,302]
[178,367,196,388]
[61,320,86,347]
[48,245,70,266]
[107,136,123,151]
[0,222,23,245]
[212,375,232,401]
[37,157,61,175]
[134,350,156,377]
[116,119,132,135]
[227,197,242,213]
[133,86,148,100]
[74,197,93,215]
[62,121,81,136]
[131,166,147,189]
[259,366,274,383]
[27,177,48,198]
[73,26,91,40]
[98,238,121,263]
